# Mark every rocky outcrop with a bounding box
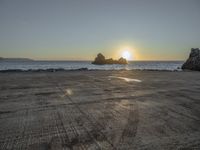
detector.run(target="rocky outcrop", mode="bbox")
[92,53,106,65]
[92,53,128,65]
[182,48,200,71]
[118,57,128,64]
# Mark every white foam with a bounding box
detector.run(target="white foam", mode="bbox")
[109,76,142,82]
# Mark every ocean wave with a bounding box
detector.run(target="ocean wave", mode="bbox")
[0,67,183,73]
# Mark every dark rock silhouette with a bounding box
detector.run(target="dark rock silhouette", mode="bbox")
[182,48,200,71]
[92,53,106,65]
[92,53,128,65]
[118,57,128,64]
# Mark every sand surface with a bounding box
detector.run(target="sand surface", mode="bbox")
[0,70,200,150]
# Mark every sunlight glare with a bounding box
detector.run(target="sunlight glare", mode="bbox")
[122,51,131,60]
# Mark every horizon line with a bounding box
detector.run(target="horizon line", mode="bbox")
[0,57,185,62]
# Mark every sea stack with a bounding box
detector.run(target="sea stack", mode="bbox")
[182,48,200,71]
[92,53,106,65]
[92,53,128,65]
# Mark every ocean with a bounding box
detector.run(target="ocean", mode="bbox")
[0,60,184,71]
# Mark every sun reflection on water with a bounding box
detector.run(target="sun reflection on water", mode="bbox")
[109,76,142,82]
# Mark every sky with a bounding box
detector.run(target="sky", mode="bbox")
[0,0,200,60]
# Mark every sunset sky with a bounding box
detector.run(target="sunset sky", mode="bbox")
[0,0,200,60]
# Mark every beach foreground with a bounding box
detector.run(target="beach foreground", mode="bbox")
[0,70,200,150]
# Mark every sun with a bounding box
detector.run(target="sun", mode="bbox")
[122,50,131,60]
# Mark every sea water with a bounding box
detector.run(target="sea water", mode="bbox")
[0,60,184,71]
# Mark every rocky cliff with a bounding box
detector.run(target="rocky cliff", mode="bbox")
[182,48,200,71]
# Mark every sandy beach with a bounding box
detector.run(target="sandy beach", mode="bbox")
[0,70,200,150]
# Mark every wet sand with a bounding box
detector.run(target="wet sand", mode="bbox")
[0,70,200,150]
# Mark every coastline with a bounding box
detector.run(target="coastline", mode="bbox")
[0,60,184,72]
[0,67,183,73]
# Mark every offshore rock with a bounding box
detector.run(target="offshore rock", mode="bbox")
[92,53,106,65]
[92,53,128,65]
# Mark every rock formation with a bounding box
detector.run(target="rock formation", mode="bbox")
[118,57,128,64]
[92,53,106,65]
[92,53,128,65]
[182,48,200,71]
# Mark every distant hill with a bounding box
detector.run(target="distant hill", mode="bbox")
[0,57,34,61]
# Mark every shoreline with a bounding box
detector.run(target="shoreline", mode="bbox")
[0,68,184,73]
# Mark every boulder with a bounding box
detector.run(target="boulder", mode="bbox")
[182,48,200,71]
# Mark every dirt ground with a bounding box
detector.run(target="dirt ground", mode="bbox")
[0,70,200,150]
